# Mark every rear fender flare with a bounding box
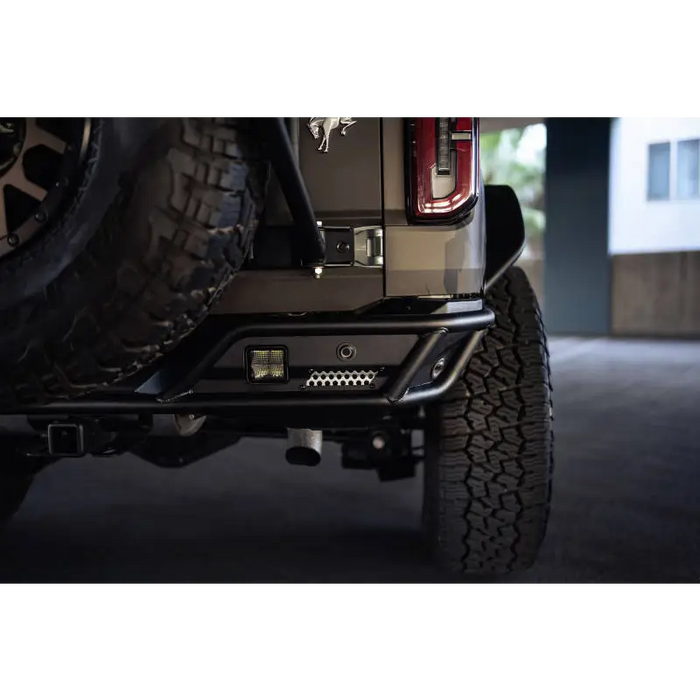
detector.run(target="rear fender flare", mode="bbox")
[483,184,526,291]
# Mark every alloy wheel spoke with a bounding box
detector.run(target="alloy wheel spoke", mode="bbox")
[4,164,48,202]
[24,118,66,155]
[0,117,86,252]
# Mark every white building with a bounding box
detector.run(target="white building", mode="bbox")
[609,118,700,254]
[482,117,700,334]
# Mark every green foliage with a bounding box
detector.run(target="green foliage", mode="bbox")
[481,126,546,255]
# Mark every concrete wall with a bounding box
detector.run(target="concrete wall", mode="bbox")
[612,251,700,336]
[609,118,700,254]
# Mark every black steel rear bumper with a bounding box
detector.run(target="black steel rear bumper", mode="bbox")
[0,177,528,428]
[6,305,494,426]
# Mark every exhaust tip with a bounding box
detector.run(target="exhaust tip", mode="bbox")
[286,428,322,467]
[285,446,322,467]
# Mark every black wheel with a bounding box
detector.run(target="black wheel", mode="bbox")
[0,118,266,405]
[0,472,33,526]
[423,266,553,576]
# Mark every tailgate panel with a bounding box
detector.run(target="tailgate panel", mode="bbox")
[265,118,383,227]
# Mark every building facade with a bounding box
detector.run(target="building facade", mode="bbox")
[610,118,700,255]
[609,118,700,335]
[481,117,700,337]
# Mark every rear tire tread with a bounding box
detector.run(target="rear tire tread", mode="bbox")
[424,267,553,576]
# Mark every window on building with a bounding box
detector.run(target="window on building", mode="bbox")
[676,139,700,199]
[647,142,671,200]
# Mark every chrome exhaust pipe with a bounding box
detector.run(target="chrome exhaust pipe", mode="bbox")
[286,428,323,466]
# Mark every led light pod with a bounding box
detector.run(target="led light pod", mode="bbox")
[247,347,288,383]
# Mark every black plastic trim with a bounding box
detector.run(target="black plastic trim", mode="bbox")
[484,184,526,288]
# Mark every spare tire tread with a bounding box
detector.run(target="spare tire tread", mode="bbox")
[0,118,266,405]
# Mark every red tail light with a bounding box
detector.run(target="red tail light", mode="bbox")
[407,117,480,223]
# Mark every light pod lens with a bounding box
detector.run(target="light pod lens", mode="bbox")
[247,347,288,383]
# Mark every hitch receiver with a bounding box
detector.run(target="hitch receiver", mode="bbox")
[46,419,111,457]
[47,423,86,457]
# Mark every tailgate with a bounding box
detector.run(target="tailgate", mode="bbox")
[264,118,383,227]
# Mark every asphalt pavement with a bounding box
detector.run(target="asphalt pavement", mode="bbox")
[1,337,699,583]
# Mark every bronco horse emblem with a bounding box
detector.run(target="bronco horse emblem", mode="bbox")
[307,118,357,153]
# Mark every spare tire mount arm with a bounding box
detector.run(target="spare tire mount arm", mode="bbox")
[259,118,325,268]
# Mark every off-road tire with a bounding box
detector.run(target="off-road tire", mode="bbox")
[0,118,266,405]
[0,473,33,526]
[423,266,553,576]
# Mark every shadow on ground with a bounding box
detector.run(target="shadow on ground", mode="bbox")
[1,338,699,583]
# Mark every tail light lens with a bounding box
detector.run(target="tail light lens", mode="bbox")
[407,117,479,223]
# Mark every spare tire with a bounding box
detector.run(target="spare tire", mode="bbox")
[0,118,266,405]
